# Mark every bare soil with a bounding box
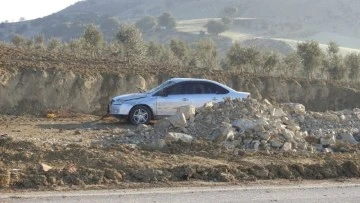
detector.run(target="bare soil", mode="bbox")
[1,114,359,191]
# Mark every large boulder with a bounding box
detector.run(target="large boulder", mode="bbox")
[177,105,196,121]
[169,113,187,128]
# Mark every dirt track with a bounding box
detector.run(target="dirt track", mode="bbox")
[1,114,360,191]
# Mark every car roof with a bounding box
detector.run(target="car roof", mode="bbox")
[169,77,217,83]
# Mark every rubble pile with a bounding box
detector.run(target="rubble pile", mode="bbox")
[110,98,360,153]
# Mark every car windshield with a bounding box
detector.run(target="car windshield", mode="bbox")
[146,80,175,94]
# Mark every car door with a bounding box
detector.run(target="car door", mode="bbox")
[155,82,191,116]
[186,81,230,107]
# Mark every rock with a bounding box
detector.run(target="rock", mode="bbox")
[252,140,261,151]
[281,129,294,141]
[154,118,172,129]
[282,142,292,151]
[284,103,306,115]
[263,99,272,106]
[39,163,53,172]
[166,132,193,143]
[272,108,286,118]
[177,105,196,120]
[232,118,268,131]
[104,169,123,181]
[211,123,235,142]
[320,135,336,146]
[270,139,283,148]
[136,124,152,132]
[259,132,272,141]
[254,169,269,178]
[169,113,187,128]
[322,148,334,153]
[203,102,214,108]
[274,121,286,130]
[339,132,358,144]
[146,139,167,150]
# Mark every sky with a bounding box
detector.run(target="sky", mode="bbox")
[0,0,81,22]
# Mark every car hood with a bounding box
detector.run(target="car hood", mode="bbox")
[112,93,148,101]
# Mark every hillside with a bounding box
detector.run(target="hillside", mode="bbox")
[0,0,359,50]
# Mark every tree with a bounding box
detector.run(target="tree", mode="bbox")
[297,41,323,79]
[226,43,261,73]
[324,42,345,80]
[170,39,190,66]
[223,6,238,17]
[345,53,360,81]
[283,52,302,77]
[263,52,280,76]
[11,34,25,47]
[158,12,176,30]
[83,24,103,56]
[192,40,218,69]
[47,37,61,52]
[34,33,45,50]
[204,20,228,35]
[116,24,146,62]
[136,16,157,33]
[221,16,233,25]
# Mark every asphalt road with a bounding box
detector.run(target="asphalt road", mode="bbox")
[1,183,360,203]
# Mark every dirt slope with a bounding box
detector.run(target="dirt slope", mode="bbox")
[1,45,360,116]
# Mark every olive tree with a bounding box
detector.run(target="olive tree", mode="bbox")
[116,24,146,62]
[297,41,323,79]
[204,20,228,35]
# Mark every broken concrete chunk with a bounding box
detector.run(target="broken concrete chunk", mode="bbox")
[166,132,193,143]
[169,113,187,128]
[177,105,196,120]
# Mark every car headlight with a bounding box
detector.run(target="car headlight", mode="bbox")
[112,99,124,105]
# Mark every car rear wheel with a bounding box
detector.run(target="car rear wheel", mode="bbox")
[129,106,151,125]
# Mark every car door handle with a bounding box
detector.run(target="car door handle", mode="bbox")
[182,98,188,101]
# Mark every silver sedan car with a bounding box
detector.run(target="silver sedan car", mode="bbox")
[108,78,250,125]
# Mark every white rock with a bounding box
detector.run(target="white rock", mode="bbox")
[39,163,53,172]
[274,121,286,130]
[287,124,301,132]
[166,132,193,143]
[272,108,286,118]
[322,148,334,153]
[203,102,213,108]
[169,113,187,128]
[282,142,292,151]
[320,135,336,146]
[263,99,272,106]
[284,103,306,115]
[177,105,196,120]
[339,115,346,121]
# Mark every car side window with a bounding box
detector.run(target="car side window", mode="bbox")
[165,83,185,95]
[183,82,205,94]
[204,82,229,94]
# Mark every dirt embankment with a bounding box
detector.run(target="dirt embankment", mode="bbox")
[1,67,360,116]
[1,44,360,115]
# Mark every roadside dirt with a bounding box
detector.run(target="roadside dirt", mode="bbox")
[1,114,359,191]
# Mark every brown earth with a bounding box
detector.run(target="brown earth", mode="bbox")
[1,45,360,191]
[0,114,359,191]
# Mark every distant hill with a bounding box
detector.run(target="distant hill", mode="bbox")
[0,0,360,50]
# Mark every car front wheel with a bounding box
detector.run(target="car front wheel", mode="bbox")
[129,106,151,125]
